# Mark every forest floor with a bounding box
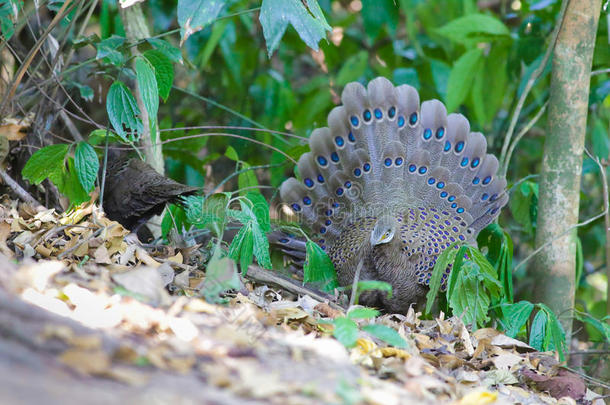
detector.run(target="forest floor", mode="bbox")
[0,195,605,405]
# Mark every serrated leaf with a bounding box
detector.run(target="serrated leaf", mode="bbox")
[529,309,547,351]
[239,229,254,275]
[106,81,142,142]
[146,38,182,63]
[135,56,159,141]
[332,317,359,348]
[500,301,534,338]
[228,224,249,260]
[362,324,407,348]
[304,240,338,292]
[246,192,270,232]
[183,193,228,236]
[425,242,458,314]
[143,49,174,102]
[95,35,125,66]
[435,14,510,44]
[446,48,483,112]
[178,0,228,43]
[74,141,98,192]
[259,0,331,56]
[22,143,70,185]
[347,307,380,320]
[251,222,271,269]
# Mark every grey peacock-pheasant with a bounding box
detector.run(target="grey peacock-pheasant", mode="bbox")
[278,77,508,313]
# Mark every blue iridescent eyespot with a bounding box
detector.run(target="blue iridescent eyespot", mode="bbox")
[491,207,499,214]
[354,168,362,177]
[490,194,497,202]
[451,203,457,208]
[303,196,312,205]
[332,202,339,207]
[304,178,314,187]
[348,132,355,142]
[344,181,352,188]
[363,109,372,122]
[481,193,489,201]
[440,191,448,198]
[460,157,469,167]
[436,181,445,189]
[398,116,405,127]
[388,106,396,118]
[418,166,427,174]
[325,209,333,216]
[291,203,301,212]
[457,207,464,213]
[374,108,382,119]
[472,177,480,185]
[409,112,418,126]
[350,116,359,126]
[336,187,344,196]
[317,156,328,166]
[320,227,327,234]
[436,127,445,139]
[448,195,456,202]
[395,157,403,166]
[409,164,416,172]
[459,235,465,241]
[317,174,325,183]
[363,163,371,172]
[471,157,480,168]
[427,177,435,185]
[335,136,345,147]
[384,158,392,167]
[325,219,331,226]
[455,141,465,153]
[423,128,432,140]
[483,176,492,184]
[331,152,339,162]
[444,141,451,152]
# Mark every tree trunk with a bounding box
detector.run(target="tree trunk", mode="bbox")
[118,3,164,175]
[533,0,601,337]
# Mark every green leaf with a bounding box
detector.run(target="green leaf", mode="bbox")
[336,51,368,86]
[259,0,331,56]
[425,242,458,314]
[332,317,359,348]
[183,193,228,236]
[178,0,228,43]
[88,129,124,145]
[59,157,90,205]
[529,309,547,351]
[135,56,159,140]
[146,38,182,63]
[347,307,380,320]
[393,67,420,89]
[239,229,254,275]
[360,0,398,40]
[70,82,94,102]
[500,301,534,338]
[356,280,392,298]
[202,252,239,304]
[509,181,538,234]
[445,48,483,112]
[143,50,174,102]
[238,162,259,194]
[304,240,338,292]
[592,119,610,160]
[246,192,270,232]
[22,143,70,185]
[106,81,142,142]
[435,14,510,44]
[538,304,567,360]
[95,35,125,66]
[251,222,272,269]
[198,18,228,67]
[74,142,98,192]
[225,146,239,161]
[362,324,407,348]
[430,59,451,100]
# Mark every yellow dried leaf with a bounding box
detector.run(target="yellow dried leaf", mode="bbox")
[59,348,111,375]
[380,347,411,360]
[35,244,53,258]
[459,390,498,405]
[167,251,183,264]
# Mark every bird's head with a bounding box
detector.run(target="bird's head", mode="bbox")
[370,215,397,246]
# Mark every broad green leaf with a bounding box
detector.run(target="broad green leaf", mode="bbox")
[332,317,359,348]
[70,82,94,102]
[22,143,70,185]
[538,304,567,360]
[178,0,228,43]
[238,162,259,194]
[228,224,249,261]
[362,324,407,348]
[106,81,142,142]
[198,18,228,67]
[0,1,18,40]
[425,242,458,314]
[435,14,510,44]
[146,38,182,63]
[251,222,272,269]
[393,67,420,89]
[509,181,538,234]
[183,193,228,236]
[143,50,174,102]
[74,141,98,192]
[202,252,239,304]
[135,56,159,140]
[59,157,90,205]
[445,48,483,112]
[95,35,125,65]
[88,129,124,145]
[246,192,270,232]
[304,240,338,292]
[592,119,610,160]
[360,0,398,40]
[356,280,392,298]
[430,59,451,100]
[259,0,331,56]
[336,51,367,86]
[225,146,239,161]
[500,301,534,338]
[239,227,254,275]
[448,262,491,327]
[529,309,547,350]
[347,307,380,320]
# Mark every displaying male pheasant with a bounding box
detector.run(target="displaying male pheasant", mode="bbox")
[279,77,508,313]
